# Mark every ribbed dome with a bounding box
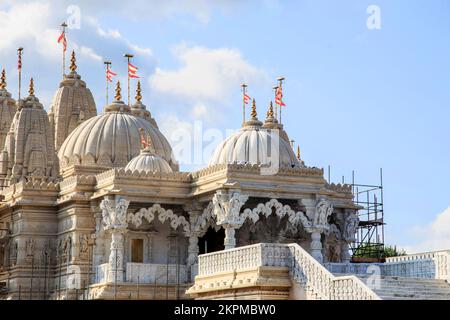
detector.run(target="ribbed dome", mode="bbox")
[125,149,173,173]
[209,122,300,168]
[209,100,300,168]
[58,99,177,171]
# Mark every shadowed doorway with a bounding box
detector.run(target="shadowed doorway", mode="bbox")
[198,227,225,254]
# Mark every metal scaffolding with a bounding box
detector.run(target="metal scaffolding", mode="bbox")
[350,168,385,262]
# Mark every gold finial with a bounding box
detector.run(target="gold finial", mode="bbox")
[0,69,6,89]
[266,101,274,119]
[29,78,34,96]
[70,50,77,72]
[114,81,121,101]
[297,145,301,160]
[251,99,257,119]
[135,81,142,103]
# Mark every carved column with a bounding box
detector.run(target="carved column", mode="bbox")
[310,230,323,262]
[184,204,202,267]
[301,198,333,263]
[341,209,359,263]
[100,196,130,283]
[92,211,104,268]
[212,190,248,250]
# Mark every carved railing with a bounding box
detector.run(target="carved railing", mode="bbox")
[197,243,380,300]
[324,250,450,281]
[325,260,436,279]
[96,263,111,283]
[386,250,450,280]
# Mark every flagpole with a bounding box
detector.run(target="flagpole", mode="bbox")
[272,85,278,121]
[60,22,67,79]
[17,47,23,100]
[241,83,247,124]
[104,61,111,105]
[277,76,285,124]
[124,53,134,106]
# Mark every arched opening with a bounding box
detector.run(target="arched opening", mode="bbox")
[198,227,225,254]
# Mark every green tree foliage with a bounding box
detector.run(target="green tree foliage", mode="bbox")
[353,243,406,259]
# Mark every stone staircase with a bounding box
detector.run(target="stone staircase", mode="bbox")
[336,274,450,300]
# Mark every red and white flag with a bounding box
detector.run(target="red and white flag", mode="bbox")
[275,87,285,107]
[243,92,251,104]
[106,68,117,82]
[128,62,139,79]
[18,53,22,71]
[57,31,67,52]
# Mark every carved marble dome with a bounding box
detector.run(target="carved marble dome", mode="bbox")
[48,51,97,151]
[124,149,173,173]
[209,100,301,168]
[58,82,178,171]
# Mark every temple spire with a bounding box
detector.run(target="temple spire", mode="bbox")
[135,81,142,103]
[0,69,6,89]
[114,81,121,101]
[297,145,301,160]
[69,50,77,73]
[251,98,257,119]
[28,78,34,96]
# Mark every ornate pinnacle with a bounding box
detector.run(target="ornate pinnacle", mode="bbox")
[29,78,34,96]
[70,50,77,72]
[135,81,142,103]
[297,145,301,160]
[251,99,257,119]
[114,81,121,101]
[0,69,6,89]
[266,101,274,119]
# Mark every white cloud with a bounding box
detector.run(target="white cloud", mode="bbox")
[79,46,103,62]
[0,2,60,58]
[404,206,450,253]
[97,27,121,39]
[149,44,269,103]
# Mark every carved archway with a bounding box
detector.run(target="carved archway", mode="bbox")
[192,202,220,237]
[240,198,312,233]
[127,204,190,236]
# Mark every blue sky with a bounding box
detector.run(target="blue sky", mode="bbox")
[1,0,449,252]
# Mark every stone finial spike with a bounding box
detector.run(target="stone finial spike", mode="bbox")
[70,50,77,72]
[114,81,121,101]
[297,145,301,160]
[251,98,257,119]
[29,77,34,96]
[135,81,142,103]
[0,69,6,89]
[266,101,274,119]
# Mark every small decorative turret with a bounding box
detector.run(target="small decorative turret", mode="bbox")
[28,78,34,96]
[297,145,301,160]
[0,69,6,90]
[114,81,122,101]
[69,50,77,73]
